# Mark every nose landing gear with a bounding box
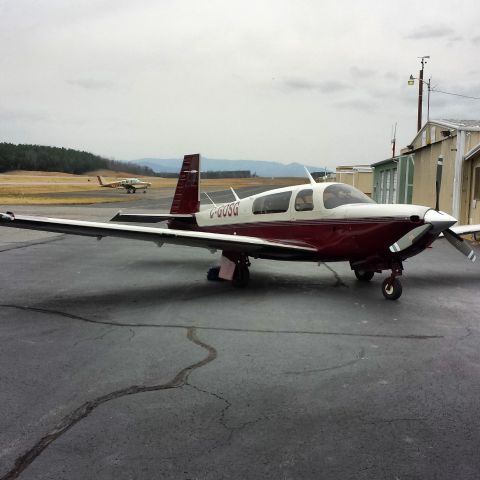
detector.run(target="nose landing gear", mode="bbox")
[381,277,403,300]
[381,262,403,300]
[351,260,404,300]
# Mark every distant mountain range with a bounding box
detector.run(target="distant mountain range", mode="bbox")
[130,157,332,177]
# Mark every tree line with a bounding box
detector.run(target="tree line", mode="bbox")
[0,143,156,176]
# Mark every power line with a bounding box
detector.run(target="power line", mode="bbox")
[431,88,480,100]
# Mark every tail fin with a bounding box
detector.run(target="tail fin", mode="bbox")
[170,154,200,214]
[97,175,106,186]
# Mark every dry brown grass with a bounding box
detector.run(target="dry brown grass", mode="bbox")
[0,196,134,205]
[0,171,307,205]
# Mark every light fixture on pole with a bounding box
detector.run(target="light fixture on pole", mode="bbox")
[408,75,432,125]
[408,56,430,131]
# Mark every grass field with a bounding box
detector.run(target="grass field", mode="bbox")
[0,171,307,205]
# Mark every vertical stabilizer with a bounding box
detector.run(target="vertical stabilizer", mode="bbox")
[170,154,201,214]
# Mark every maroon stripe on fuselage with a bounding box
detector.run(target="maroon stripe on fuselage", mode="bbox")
[187,218,422,261]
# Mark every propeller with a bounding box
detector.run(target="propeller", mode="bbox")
[433,155,476,263]
[444,229,477,262]
[389,224,432,253]
[388,156,476,263]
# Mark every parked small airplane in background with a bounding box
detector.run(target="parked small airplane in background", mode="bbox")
[97,176,151,194]
[1,154,479,300]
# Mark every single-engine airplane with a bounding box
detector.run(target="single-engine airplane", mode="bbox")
[97,175,151,194]
[1,154,479,300]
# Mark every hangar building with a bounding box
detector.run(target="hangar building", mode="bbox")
[335,165,373,197]
[372,120,480,225]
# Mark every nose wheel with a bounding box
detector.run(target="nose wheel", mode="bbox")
[381,277,402,300]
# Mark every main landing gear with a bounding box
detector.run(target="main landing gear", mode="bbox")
[352,261,404,300]
[207,253,250,288]
[354,269,375,282]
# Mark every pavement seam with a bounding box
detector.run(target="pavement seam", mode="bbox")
[0,304,443,340]
[0,327,217,480]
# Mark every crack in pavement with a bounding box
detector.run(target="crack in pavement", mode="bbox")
[72,325,114,347]
[0,305,443,340]
[0,236,65,253]
[321,263,348,288]
[0,327,217,480]
[186,382,269,450]
[282,347,366,375]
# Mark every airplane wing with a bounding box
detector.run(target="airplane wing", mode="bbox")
[0,213,317,257]
[111,212,193,223]
[449,224,480,236]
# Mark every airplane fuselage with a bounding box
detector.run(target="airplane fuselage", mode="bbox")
[173,182,434,266]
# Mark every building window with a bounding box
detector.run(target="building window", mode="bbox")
[295,189,314,211]
[252,191,292,214]
[392,169,398,203]
[474,167,480,201]
[377,167,398,204]
[379,171,385,203]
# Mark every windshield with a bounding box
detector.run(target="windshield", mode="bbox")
[323,184,375,209]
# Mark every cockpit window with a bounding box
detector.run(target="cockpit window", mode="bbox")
[295,189,314,211]
[253,191,292,214]
[323,184,374,209]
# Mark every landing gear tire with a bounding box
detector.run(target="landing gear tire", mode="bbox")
[207,266,221,281]
[354,269,374,281]
[381,277,402,300]
[232,265,249,288]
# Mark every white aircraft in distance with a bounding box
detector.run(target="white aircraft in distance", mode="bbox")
[1,154,479,300]
[97,176,151,194]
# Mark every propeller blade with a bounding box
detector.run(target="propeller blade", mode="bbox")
[435,156,443,211]
[389,224,432,253]
[444,228,477,262]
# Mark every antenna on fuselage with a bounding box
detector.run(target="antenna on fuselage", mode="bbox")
[304,167,316,186]
[202,191,217,207]
[230,187,240,201]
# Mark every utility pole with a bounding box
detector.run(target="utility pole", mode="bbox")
[417,56,429,132]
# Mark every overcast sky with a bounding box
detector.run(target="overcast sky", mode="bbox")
[1,0,480,168]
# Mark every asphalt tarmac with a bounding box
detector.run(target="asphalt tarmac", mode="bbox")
[1,192,480,479]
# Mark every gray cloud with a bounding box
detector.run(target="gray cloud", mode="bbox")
[405,25,455,39]
[332,99,375,111]
[66,78,114,90]
[350,66,376,79]
[282,78,350,94]
[0,108,47,123]
[472,35,480,45]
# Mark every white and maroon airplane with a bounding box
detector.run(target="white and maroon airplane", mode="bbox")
[1,154,479,300]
